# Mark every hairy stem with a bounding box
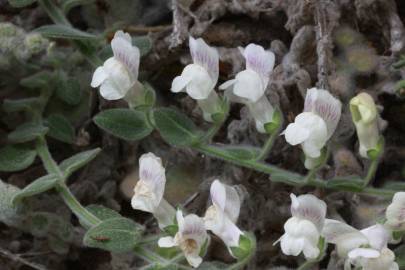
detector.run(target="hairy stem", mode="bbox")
[194,144,395,197]
[256,129,280,161]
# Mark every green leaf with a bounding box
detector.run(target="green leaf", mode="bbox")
[229,233,256,261]
[132,36,152,56]
[394,245,405,268]
[55,78,82,105]
[3,98,42,113]
[382,181,405,191]
[326,176,364,192]
[83,217,143,252]
[7,0,36,8]
[12,174,60,204]
[35,25,98,40]
[93,109,153,141]
[20,71,53,89]
[8,122,49,143]
[153,108,202,146]
[0,145,36,172]
[62,0,94,14]
[45,114,75,144]
[86,205,122,221]
[0,180,24,227]
[59,148,101,177]
[220,145,260,160]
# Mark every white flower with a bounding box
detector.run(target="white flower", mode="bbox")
[283,88,342,169]
[131,153,175,228]
[158,210,208,268]
[323,220,398,270]
[171,36,218,100]
[275,194,327,259]
[386,192,405,231]
[91,30,140,100]
[220,44,275,133]
[349,92,380,158]
[204,180,243,250]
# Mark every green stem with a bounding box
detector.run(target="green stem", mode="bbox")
[55,183,100,227]
[363,158,379,187]
[134,246,168,264]
[256,129,280,161]
[194,144,395,197]
[35,137,100,228]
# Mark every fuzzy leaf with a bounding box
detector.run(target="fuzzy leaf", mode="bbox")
[20,71,53,89]
[86,205,122,221]
[153,108,202,146]
[0,180,24,227]
[12,174,60,204]
[93,109,153,141]
[271,171,304,186]
[220,145,260,160]
[0,145,36,172]
[8,122,49,143]
[83,217,143,252]
[35,25,98,40]
[132,36,152,56]
[55,78,82,105]
[59,148,101,177]
[45,114,75,144]
[3,98,42,113]
[7,0,36,8]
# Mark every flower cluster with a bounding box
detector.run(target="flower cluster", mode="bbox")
[276,193,403,270]
[131,152,245,268]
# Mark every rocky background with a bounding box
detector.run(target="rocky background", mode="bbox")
[0,0,405,269]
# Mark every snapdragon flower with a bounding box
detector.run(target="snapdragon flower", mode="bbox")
[131,153,175,229]
[220,44,276,133]
[204,180,243,251]
[322,219,398,270]
[171,37,221,122]
[349,92,380,159]
[386,192,405,231]
[91,30,140,100]
[283,88,342,169]
[275,194,327,259]
[158,210,208,268]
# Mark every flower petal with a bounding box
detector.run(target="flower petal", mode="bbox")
[185,253,203,268]
[348,248,380,259]
[182,64,213,100]
[233,69,265,103]
[91,66,108,88]
[304,88,342,139]
[181,214,207,246]
[131,191,156,213]
[322,219,359,244]
[171,74,192,93]
[139,153,166,205]
[241,43,275,86]
[386,192,405,230]
[210,180,241,223]
[360,224,389,251]
[99,79,127,100]
[189,36,219,85]
[290,193,327,231]
[283,122,310,146]
[158,236,176,248]
[111,30,140,80]
[219,79,236,91]
[280,234,305,256]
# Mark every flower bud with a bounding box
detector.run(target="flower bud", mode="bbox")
[349,92,380,158]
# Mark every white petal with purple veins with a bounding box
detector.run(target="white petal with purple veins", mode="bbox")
[290,194,327,231]
[386,192,405,230]
[189,36,219,85]
[304,88,342,139]
[241,43,275,87]
[111,31,140,80]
